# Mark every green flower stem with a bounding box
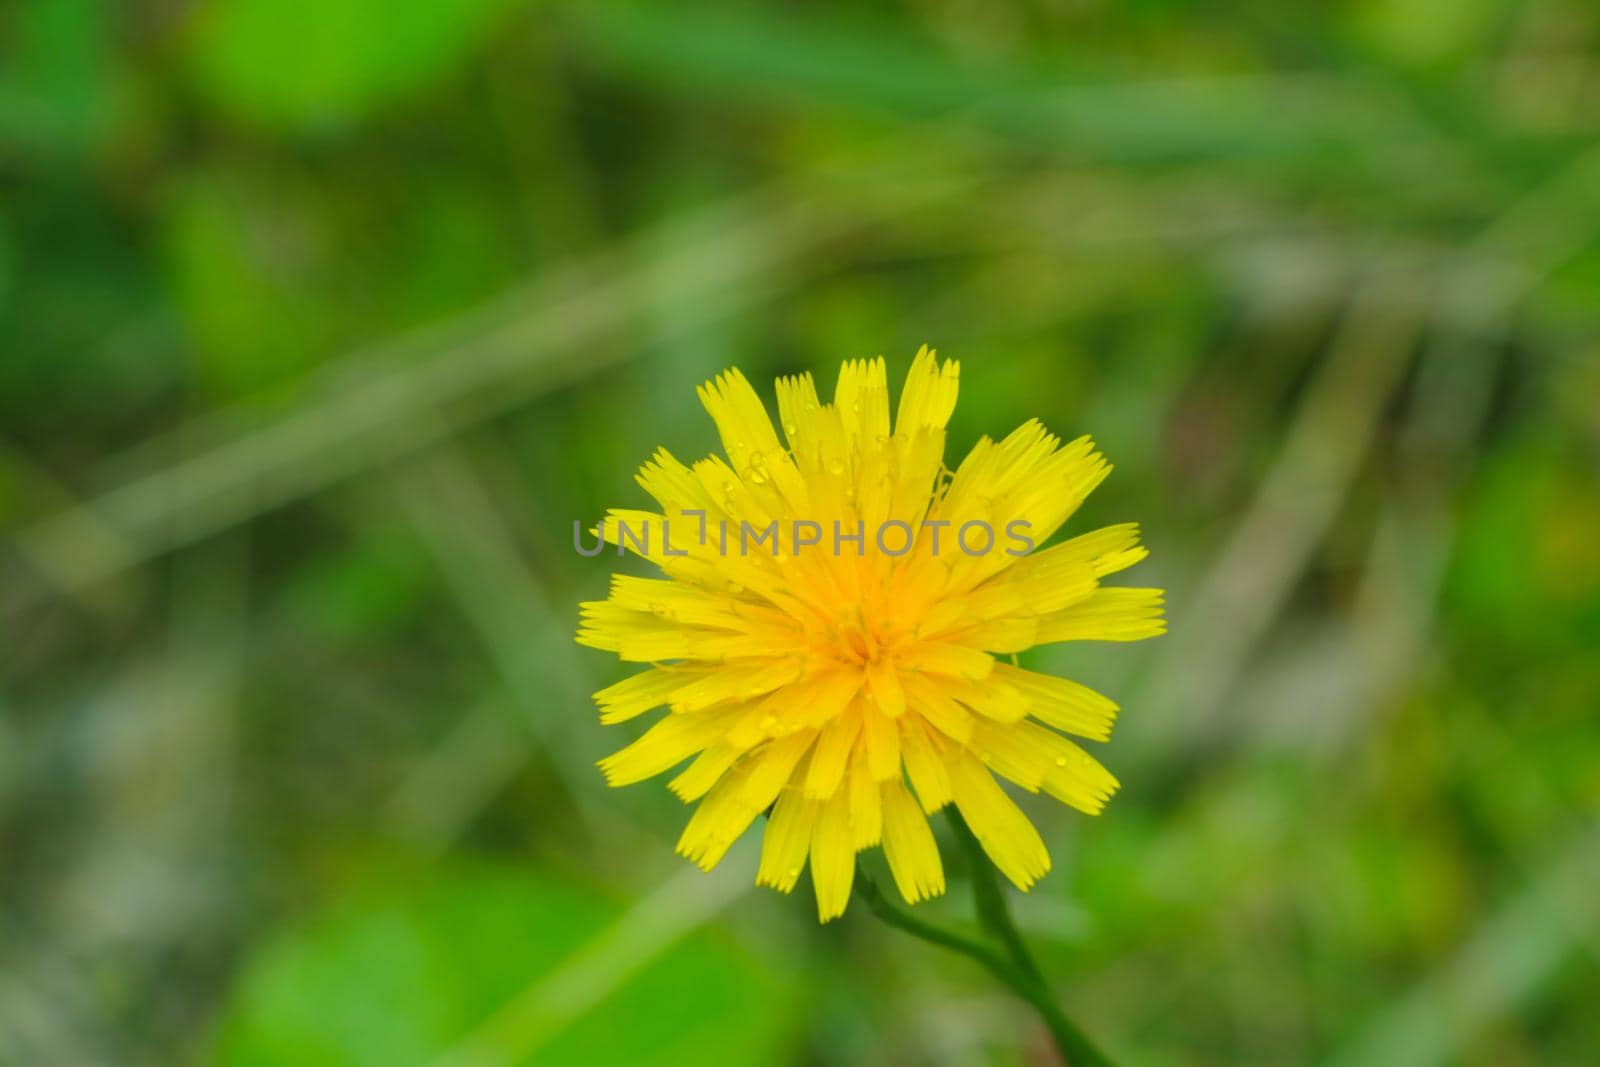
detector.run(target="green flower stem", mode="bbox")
[944,809,1114,1067]
[856,871,1018,981]
[855,815,1116,1067]
[947,808,1050,983]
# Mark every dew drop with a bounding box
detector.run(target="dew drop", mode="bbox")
[1054,755,1069,767]
[826,458,846,476]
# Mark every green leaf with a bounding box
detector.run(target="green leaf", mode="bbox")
[0,0,119,154]
[211,863,797,1067]
[1447,432,1600,650]
[161,173,332,397]
[186,0,526,132]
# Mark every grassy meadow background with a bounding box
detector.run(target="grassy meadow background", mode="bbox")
[3,1,1599,1064]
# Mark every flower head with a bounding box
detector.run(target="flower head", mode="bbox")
[578,348,1163,920]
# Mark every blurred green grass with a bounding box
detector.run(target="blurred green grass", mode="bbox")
[2,1,1598,1065]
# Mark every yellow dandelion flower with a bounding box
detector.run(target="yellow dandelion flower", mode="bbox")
[577,348,1164,921]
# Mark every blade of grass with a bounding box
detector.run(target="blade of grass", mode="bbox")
[1317,819,1600,1067]
[427,851,753,1067]
[10,164,976,595]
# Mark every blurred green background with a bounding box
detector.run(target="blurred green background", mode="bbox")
[3,0,1599,1064]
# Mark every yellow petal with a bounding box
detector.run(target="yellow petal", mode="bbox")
[902,671,975,743]
[860,705,902,781]
[757,787,817,892]
[899,717,953,812]
[668,740,743,802]
[881,779,945,904]
[1050,522,1148,578]
[834,357,890,450]
[593,667,702,725]
[897,643,994,680]
[969,720,1119,813]
[598,709,734,786]
[669,657,803,712]
[804,709,863,799]
[736,730,817,811]
[893,345,959,437]
[697,368,784,475]
[677,767,760,870]
[848,751,883,849]
[945,675,1028,723]
[1035,587,1167,643]
[865,658,905,718]
[810,788,856,922]
[774,372,821,452]
[946,751,1051,890]
[992,663,1118,741]
[635,447,716,514]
